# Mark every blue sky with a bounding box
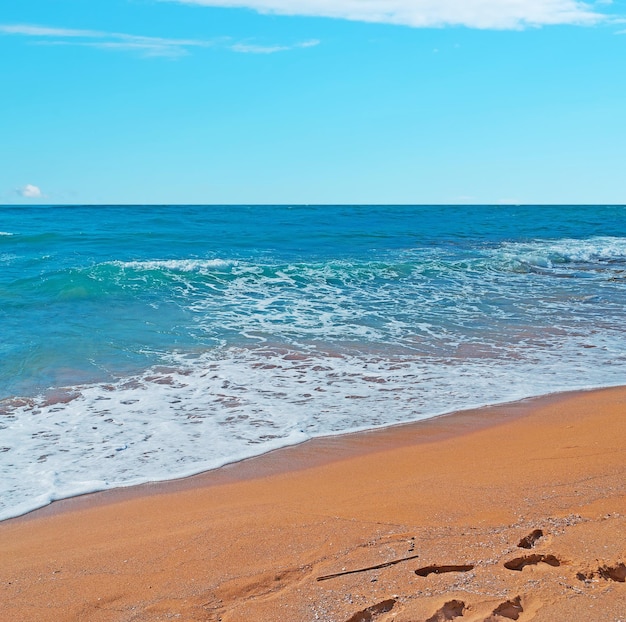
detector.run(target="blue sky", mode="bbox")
[1,0,625,204]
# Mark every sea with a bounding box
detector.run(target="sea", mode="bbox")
[1,205,625,520]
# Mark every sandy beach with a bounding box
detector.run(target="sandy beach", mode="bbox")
[1,386,624,621]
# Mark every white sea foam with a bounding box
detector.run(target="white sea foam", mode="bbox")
[0,253,18,264]
[1,333,625,521]
[497,236,626,269]
[111,258,237,272]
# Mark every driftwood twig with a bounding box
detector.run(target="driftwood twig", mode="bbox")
[316,553,420,582]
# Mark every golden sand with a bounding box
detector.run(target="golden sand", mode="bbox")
[1,387,625,621]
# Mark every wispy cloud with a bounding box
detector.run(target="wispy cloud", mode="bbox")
[0,24,103,38]
[0,23,214,57]
[0,23,318,58]
[167,0,609,29]
[231,39,319,53]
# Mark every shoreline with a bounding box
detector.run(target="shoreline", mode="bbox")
[1,386,625,621]
[6,386,604,523]
[5,384,622,525]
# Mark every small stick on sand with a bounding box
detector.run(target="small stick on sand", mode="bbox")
[317,553,421,581]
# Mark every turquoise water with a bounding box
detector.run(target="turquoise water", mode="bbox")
[1,205,625,519]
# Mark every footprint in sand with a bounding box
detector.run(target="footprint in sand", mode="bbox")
[424,599,466,622]
[484,595,524,621]
[344,598,396,622]
[577,562,626,583]
[503,554,560,571]
[516,529,544,550]
[415,564,475,577]
[423,595,526,622]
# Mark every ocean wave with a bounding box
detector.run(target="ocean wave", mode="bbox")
[110,258,238,272]
[26,238,625,302]
[496,236,626,271]
[5,242,625,373]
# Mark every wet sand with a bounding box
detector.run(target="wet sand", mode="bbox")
[1,387,625,621]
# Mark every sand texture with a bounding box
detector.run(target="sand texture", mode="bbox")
[1,387,625,621]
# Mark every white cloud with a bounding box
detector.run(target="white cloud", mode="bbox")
[18,184,43,198]
[0,23,319,57]
[0,23,213,57]
[232,38,320,53]
[297,39,322,48]
[0,24,103,38]
[167,0,608,29]
[231,42,290,53]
